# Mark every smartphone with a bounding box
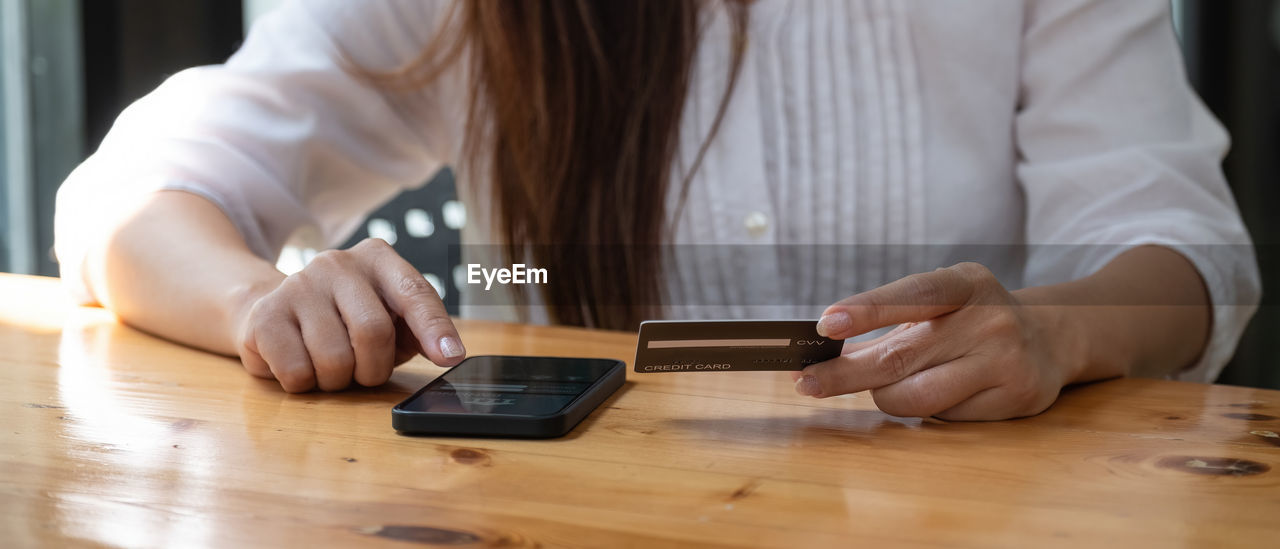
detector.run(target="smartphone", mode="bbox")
[392,355,626,438]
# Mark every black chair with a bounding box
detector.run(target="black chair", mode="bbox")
[341,169,463,314]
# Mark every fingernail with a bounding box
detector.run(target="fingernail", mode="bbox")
[439,336,465,359]
[795,375,822,397]
[816,313,851,338]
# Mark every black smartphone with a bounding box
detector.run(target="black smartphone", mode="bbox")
[392,355,626,438]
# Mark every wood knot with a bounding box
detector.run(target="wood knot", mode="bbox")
[357,525,481,545]
[1155,456,1271,477]
[169,418,200,431]
[1223,413,1279,422]
[450,448,491,466]
[728,479,762,501]
[1250,431,1280,448]
[342,457,357,463]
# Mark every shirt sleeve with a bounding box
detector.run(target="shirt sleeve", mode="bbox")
[54,0,462,304]
[1015,0,1261,382]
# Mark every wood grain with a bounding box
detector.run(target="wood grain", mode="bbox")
[2,273,1278,548]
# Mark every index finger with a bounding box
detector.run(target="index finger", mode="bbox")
[816,263,982,340]
[365,248,466,367]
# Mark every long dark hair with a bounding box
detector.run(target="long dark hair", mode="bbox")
[378,0,749,330]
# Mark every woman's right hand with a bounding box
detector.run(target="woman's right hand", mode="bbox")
[232,238,466,392]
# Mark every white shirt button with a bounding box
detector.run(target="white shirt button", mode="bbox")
[744,211,769,237]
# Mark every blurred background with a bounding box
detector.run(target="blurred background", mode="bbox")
[0,0,1276,388]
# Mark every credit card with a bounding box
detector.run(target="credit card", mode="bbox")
[633,320,844,373]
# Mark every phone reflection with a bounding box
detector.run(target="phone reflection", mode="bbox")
[416,380,467,413]
[398,356,613,418]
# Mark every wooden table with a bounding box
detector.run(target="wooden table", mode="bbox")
[2,274,1279,548]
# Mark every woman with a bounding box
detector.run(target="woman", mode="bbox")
[55,0,1259,420]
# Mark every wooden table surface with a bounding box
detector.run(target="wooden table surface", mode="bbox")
[2,273,1279,548]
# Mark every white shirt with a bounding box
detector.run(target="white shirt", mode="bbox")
[55,0,1261,383]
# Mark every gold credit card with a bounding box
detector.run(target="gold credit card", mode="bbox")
[633,320,843,373]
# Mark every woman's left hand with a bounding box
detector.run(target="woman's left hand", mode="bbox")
[794,262,1081,421]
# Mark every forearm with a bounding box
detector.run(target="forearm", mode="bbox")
[1015,246,1212,383]
[83,190,285,356]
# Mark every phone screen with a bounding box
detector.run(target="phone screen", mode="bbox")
[398,356,619,416]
